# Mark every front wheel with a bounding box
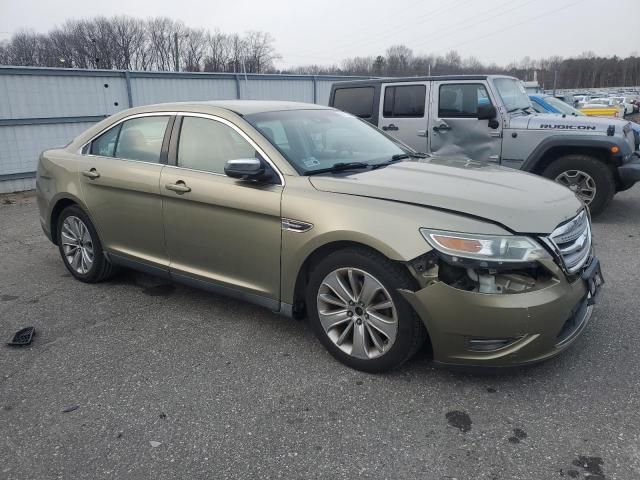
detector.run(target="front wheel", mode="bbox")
[306,248,427,372]
[542,154,615,216]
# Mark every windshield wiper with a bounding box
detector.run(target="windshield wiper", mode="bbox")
[372,152,428,169]
[305,162,370,176]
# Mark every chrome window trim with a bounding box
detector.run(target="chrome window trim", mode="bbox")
[77,110,286,186]
[175,112,285,186]
[77,111,177,156]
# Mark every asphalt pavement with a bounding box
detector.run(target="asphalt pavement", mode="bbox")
[1,188,639,480]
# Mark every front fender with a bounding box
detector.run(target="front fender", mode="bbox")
[522,134,632,172]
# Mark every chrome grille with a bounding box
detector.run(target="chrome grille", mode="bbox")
[546,210,592,274]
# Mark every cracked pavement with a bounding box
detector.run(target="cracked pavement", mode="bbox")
[1,189,639,479]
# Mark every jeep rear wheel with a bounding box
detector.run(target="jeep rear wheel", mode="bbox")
[542,154,615,216]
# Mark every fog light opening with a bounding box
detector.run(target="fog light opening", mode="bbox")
[466,337,521,352]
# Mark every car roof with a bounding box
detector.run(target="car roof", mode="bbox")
[129,100,332,116]
[331,74,516,87]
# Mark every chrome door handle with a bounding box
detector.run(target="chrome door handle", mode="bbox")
[382,124,399,131]
[417,130,428,137]
[81,169,100,179]
[165,181,191,194]
[433,123,451,132]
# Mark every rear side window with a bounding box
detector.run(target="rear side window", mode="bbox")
[383,85,426,118]
[439,84,490,118]
[333,87,374,118]
[90,124,121,157]
[114,116,170,163]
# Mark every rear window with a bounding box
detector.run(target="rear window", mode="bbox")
[383,85,426,118]
[332,87,375,119]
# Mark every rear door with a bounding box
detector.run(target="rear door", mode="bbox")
[79,113,172,268]
[429,81,502,162]
[378,82,430,152]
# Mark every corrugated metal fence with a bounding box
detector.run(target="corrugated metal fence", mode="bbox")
[0,66,368,193]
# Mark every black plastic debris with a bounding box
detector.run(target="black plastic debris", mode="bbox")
[62,405,79,413]
[7,327,35,346]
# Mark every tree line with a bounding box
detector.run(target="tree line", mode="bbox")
[0,16,279,73]
[1,16,640,89]
[290,46,640,90]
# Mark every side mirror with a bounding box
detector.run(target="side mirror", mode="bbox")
[477,104,497,120]
[224,158,267,181]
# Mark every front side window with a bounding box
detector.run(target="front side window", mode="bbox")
[114,116,170,163]
[383,85,426,118]
[439,83,491,118]
[245,109,407,174]
[177,116,257,174]
[332,87,375,119]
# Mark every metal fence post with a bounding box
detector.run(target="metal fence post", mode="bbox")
[313,75,318,104]
[235,74,241,99]
[124,70,133,107]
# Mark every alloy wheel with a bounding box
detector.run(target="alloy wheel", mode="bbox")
[555,169,597,204]
[61,216,94,275]
[316,267,398,360]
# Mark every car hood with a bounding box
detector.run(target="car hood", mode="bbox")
[308,157,583,234]
[510,112,629,133]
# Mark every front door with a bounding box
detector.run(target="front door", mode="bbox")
[377,82,430,152]
[78,114,172,267]
[429,81,502,162]
[160,114,283,302]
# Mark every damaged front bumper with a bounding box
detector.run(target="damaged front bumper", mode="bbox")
[399,257,600,367]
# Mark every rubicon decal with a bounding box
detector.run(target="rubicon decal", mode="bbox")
[539,124,597,130]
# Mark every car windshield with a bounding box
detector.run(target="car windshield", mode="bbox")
[545,96,584,115]
[244,109,408,174]
[493,78,531,112]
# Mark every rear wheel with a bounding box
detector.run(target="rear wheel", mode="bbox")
[542,154,615,216]
[57,205,115,283]
[306,248,426,372]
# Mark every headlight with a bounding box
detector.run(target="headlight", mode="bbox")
[420,229,551,263]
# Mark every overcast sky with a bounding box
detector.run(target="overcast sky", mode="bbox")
[1,0,639,68]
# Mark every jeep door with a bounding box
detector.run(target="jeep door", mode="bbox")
[160,114,283,305]
[78,113,173,268]
[377,82,430,152]
[429,81,502,162]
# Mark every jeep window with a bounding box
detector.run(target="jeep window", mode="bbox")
[494,78,530,112]
[245,109,407,174]
[332,87,375,119]
[438,84,490,118]
[383,85,426,118]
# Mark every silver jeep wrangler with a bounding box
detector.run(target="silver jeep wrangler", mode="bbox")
[329,75,640,215]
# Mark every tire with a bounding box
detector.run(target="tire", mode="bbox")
[542,154,615,216]
[306,247,427,372]
[56,205,116,283]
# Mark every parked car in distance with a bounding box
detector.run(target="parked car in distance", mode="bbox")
[553,93,578,107]
[532,94,640,152]
[529,94,585,116]
[611,96,636,115]
[37,101,604,372]
[330,75,640,215]
[581,98,625,118]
